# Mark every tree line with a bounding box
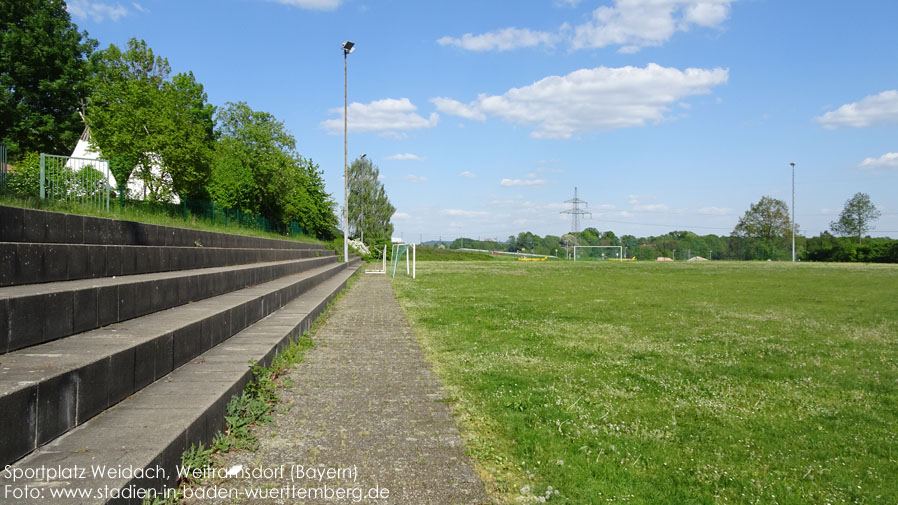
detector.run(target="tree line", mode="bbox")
[447,193,895,263]
[1,0,337,238]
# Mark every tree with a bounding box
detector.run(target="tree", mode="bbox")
[211,101,297,218]
[347,156,394,244]
[281,156,338,239]
[208,102,336,237]
[732,196,795,260]
[830,192,880,244]
[87,38,214,200]
[1,0,96,158]
[156,71,215,198]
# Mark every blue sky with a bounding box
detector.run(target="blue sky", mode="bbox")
[67,0,898,241]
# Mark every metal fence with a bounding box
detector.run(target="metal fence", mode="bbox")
[40,153,111,211]
[0,143,7,188]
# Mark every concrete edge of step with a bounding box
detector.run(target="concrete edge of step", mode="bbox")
[0,242,337,288]
[0,261,352,467]
[0,263,361,505]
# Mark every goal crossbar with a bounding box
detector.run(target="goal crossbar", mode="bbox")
[573,245,624,262]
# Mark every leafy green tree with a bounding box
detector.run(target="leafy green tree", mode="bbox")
[347,155,395,245]
[579,227,600,246]
[210,102,336,237]
[281,157,337,238]
[157,71,215,198]
[732,196,795,260]
[87,38,214,200]
[543,235,561,256]
[1,0,96,158]
[600,231,620,246]
[830,192,880,244]
[210,102,295,216]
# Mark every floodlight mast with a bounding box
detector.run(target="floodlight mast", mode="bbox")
[342,41,355,263]
[790,162,795,262]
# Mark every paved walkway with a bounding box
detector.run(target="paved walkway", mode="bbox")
[192,274,491,504]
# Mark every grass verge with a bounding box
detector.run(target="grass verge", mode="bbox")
[392,260,898,504]
[0,193,326,246]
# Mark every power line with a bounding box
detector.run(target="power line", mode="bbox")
[561,187,592,233]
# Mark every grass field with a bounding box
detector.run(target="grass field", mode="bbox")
[391,261,898,504]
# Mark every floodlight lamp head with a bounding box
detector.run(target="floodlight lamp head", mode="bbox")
[342,41,355,54]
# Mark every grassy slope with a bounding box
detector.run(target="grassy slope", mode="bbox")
[392,261,898,504]
[0,194,325,245]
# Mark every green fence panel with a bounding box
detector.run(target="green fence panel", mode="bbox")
[39,153,111,211]
[0,143,7,188]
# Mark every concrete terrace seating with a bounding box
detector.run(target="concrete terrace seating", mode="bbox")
[0,206,361,504]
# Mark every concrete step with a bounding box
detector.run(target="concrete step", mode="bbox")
[0,256,339,354]
[0,242,335,287]
[0,205,326,250]
[0,259,360,467]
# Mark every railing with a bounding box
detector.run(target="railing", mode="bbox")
[40,153,111,211]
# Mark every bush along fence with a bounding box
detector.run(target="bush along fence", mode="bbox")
[40,153,112,211]
[1,152,323,241]
[137,198,316,239]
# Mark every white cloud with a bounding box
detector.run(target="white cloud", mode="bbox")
[441,209,489,217]
[437,27,559,52]
[629,194,655,205]
[440,1,735,54]
[859,152,898,170]
[436,64,727,139]
[66,0,129,22]
[393,212,410,219]
[632,203,670,212]
[695,206,733,215]
[431,97,486,121]
[386,153,424,161]
[501,178,548,187]
[405,174,428,184]
[460,171,476,178]
[131,2,148,13]
[572,0,735,52]
[270,0,342,10]
[321,98,438,136]
[817,90,898,129]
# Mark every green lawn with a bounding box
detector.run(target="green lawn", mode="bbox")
[391,261,898,504]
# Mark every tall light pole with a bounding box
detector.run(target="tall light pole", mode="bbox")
[790,162,796,262]
[342,41,355,263]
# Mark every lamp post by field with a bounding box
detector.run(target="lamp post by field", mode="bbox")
[790,162,796,262]
[342,41,355,263]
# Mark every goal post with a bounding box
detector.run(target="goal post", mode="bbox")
[365,245,388,274]
[390,243,416,278]
[573,245,624,262]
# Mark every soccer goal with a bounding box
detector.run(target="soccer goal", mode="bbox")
[390,243,416,278]
[365,245,388,274]
[573,245,624,262]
